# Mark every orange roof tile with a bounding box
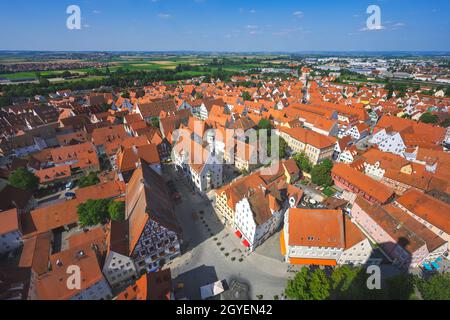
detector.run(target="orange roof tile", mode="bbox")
[332,163,395,204]
[396,189,450,234]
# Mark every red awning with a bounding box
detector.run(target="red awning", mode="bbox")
[234,230,242,238]
[242,239,250,248]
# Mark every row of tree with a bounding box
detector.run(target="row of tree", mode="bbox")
[286,265,450,300]
[293,153,334,187]
[77,198,125,226]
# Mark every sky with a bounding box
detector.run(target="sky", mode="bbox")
[0,0,449,52]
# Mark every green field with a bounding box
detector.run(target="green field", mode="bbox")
[0,55,291,82]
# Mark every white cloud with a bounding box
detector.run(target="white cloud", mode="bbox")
[157,13,172,19]
[293,11,304,18]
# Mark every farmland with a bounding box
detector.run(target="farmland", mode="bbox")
[0,54,292,82]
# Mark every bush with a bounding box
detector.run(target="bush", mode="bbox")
[8,168,40,193]
[415,273,450,300]
[293,152,312,173]
[419,112,439,124]
[77,199,112,227]
[78,172,100,188]
[108,201,125,222]
[311,159,334,187]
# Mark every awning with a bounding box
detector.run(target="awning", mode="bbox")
[234,230,242,238]
[431,262,440,270]
[242,239,250,248]
[289,258,337,266]
[422,263,432,271]
[280,229,286,256]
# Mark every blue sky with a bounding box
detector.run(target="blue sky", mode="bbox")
[0,0,449,52]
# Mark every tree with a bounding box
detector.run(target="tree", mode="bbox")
[242,91,252,101]
[257,118,272,130]
[293,152,312,173]
[78,172,100,188]
[150,117,160,128]
[439,118,450,128]
[77,199,112,226]
[330,265,360,299]
[278,137,288,159]
[415,273,450,300]
[419,112,439,124]
[62,71,72,79]
[311,160,334,187]
[8,168,40,193]
[285,267,331,300]
[386,273,416,300]
[38,77,50,86]
[108,201,125,222]
[285,267,310,300]
[309,269,331,300]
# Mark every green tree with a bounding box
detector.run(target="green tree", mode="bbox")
[309,269,331,300]
[419,112,439,124]
[293,152,312,173]
[78,172,100,188]
[278,137,288,159]
[150,117,160,128]
[242,91,252,101]
[386,273,416,300]
[257,118,272,130]
[416,273,450,300]
[439,118,450,128]
[330,265,360,298]
[77,199,112,227]
[311,160,334,187]
[38,77,50,86]
[286,267,331,300]
[8,168,40,193]
[108,201,125,221]
[62,71,72,79]
[285,267,310,300]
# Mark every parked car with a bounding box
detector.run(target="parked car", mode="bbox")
[65,181,75,191]
[65,192,76,200]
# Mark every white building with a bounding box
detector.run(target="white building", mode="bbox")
[337,146,358,164]
[345,123,370,141]
[103,220,138,292]
[234,186,287,252]
[282,208,372,267]
[173,137,223,193]
[370,130,406,156]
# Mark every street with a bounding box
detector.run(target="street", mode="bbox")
[162,164,291,301]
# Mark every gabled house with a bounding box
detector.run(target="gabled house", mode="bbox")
[126,163,181,274]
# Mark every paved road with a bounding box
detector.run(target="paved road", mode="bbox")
[163,164,291,301]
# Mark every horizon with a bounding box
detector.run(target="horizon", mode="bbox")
[1,0,449,52]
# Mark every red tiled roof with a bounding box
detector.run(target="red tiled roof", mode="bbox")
[332,163,394,204]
